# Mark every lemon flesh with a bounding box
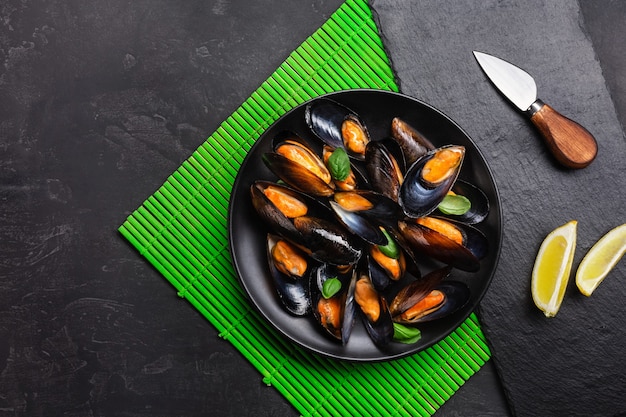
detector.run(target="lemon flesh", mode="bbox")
[576,223,626,296]
[531,220,577,317]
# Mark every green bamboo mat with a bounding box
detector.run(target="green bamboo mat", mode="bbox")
[119,0,491,415]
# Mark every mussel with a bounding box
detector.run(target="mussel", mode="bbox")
[398,216,488,272]
[400,145,465,218]
[270,236,309,279]
[437,180,490,225]
[390,117,435,166]
[390,267,470,324]
[262,132,335,197]
[251,181,307,243]
[305,98,370,160]
[266,234,311,316]
[293,216,362,266]
[354,269,394,347]
[364,139,405,202]
[332,190,402,229]
[322,145,359,191]
[329,189,404,246]
[310,264,356,344]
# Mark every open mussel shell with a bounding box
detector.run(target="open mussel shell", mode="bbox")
[397,217,488,272]
[389,266,451,316]
[262,132,335,197]
[266,234,311,316]
[364,139,405,202]
[293,216,362,266]
[305,98,370,160]
[332,189,403,230]
[391,278,470,325]
[411,281,470,323]
[251,181,304,243]
[363,223,422,292]
[310,264,357,344]
[322,145,369,192]
[329,201,387,245]
[437,179,490,225]
[329,188,403,246]
[390,117,435,166]
[399,145,465,218]
[354,270,394,347]
[368,254,392,291]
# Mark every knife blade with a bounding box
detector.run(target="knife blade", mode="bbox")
[473,51,597,169]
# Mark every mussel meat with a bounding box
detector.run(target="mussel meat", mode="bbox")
[271,238,308,278]
[322,145,358,191]
[391,274,470,325]
[251,181,305,242]
[266,234,311,316]
[354,270,394,347]
[263,132,335,197]
[310,264,356,344]
[370,243,406,282]
[398,216,488,272]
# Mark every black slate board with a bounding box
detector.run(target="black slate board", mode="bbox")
[371,1,626,416]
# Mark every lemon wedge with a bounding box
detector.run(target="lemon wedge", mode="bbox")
[575,223,626,296]
[531,220,577,317]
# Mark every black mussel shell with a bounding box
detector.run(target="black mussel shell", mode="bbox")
[266,234,311,316]
[305,98,370,160]
[262,153,335,198]
[354,272,394,347]
[329,201,387,245]
[397,218,487,272]
[390,117,435,166]
[333,190,403,231]
[263,131,334,197]
[399,145,465,218]
[293,216,362,265]
[389,266,451,317]
[251,181,303,243]
[310,264,356,344]
[364,139,405,202]
[437,179,490,225]
[410,281,470,324]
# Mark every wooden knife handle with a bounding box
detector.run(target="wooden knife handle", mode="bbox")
[529,103,598,169]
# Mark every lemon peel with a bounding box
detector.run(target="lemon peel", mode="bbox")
[576,223,626,296]
[531,220,577,317]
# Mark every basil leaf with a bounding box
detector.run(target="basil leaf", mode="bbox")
[438,194,471,215]
[327,148,350,181]
[392,323,422,344]
[322,277,342,299]
[377,228,400,259]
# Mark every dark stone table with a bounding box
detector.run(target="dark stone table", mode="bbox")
[1,1,623,416]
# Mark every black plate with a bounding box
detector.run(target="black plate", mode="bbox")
[228,90,502,362]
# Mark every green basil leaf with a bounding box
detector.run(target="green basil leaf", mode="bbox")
[322,277,342,299]
[438,194,471,215]
[377,228,400,259]
[392,323,422,344]
[327,148,350,181]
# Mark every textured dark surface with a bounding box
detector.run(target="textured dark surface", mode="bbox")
[0,0,624,416]
[372,0,626,416]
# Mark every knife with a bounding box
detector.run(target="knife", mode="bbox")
[473,51,598,169]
